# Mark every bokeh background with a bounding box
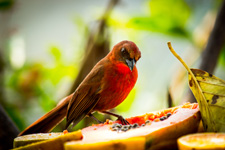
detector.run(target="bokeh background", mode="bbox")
[0,0,224,133]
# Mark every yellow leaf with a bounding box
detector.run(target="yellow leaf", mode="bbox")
[167,42,225,132]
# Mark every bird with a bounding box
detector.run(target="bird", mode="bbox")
[19,40,141,136]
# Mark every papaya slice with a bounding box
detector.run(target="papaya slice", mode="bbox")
[13,130,82,150]
[65,103,200,150]
[177,133,225,150]
[65,137,146,150]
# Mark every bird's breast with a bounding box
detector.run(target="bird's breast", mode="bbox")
[94,63,138,111]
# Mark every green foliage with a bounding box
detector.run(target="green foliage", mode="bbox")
[50,46,62,62]
[127,0,191,37]
[4,45,78,130]
[0,0,14,10]
[5,106,26,131]
[219,47,225,67]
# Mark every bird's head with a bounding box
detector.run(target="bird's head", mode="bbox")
[109,40,141,71]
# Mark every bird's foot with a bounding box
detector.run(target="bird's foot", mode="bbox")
[101,111,130,125]
[117,115,130,125]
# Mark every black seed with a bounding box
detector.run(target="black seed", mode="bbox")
[121,128,128,132]
[160,117,165,121]
[122,125,128,129]
[160,116,168,121]
[123,125,131,129]
[159,116,166,121]
[112,128,118,131]
[145,120,151,124]
[132,123,139,128]
[141,124,145,127]
[167,113,172,118]
[112,123,122,128]
[121,126,129,132]
[116,124,122,128]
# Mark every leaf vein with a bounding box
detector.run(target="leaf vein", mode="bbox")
[197,80,225,88]
[202,91,225,97]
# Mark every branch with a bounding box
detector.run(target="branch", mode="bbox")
[69,0,119,94]
[187,1,225,103]
[199,1,225,73]
[0,104,19,149]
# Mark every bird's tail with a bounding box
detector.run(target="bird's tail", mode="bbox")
[18,94,73,136]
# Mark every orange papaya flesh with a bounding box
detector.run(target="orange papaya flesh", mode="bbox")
[113,102,198,126]
[65,103,200,150]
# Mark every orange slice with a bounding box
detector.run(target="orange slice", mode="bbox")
[178,133,225,150]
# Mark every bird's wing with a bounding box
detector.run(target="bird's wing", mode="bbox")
[66,64,104,129]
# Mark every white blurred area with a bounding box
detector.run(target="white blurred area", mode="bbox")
[1,0,224,119]
[9,34,26,69]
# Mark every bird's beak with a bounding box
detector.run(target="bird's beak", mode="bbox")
[126,58,135,71]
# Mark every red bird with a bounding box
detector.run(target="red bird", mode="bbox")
[19,40,141,136]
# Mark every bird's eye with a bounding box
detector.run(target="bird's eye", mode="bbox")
[121,47,129,58]
[121,47,126,53]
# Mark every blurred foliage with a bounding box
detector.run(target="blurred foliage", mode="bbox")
[219,47,225,67]
[4,45,78,131]
[127,0,190,37]
[0,0,14,10]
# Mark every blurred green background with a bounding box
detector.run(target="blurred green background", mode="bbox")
[0,0,224,132]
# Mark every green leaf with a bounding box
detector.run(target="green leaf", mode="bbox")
[127,0,190,37]
[189,69,225,132]
[49,45,62,62]
[168,42,225,132]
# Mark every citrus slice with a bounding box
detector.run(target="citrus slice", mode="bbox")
[178,133,225,150]
[13,130,82,150]
[14,132,64,148]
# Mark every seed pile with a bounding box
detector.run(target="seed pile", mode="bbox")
[111,121,150,132]
[111,112,172,132]
[159,112,172,121]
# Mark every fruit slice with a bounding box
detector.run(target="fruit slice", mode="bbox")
[13,130,82,150]
[65,103,200,150]
[178,133,225,150]
[14,132,65,148]
[65,137,145,150]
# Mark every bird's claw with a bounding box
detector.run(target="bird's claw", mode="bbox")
[117,116,130,125]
